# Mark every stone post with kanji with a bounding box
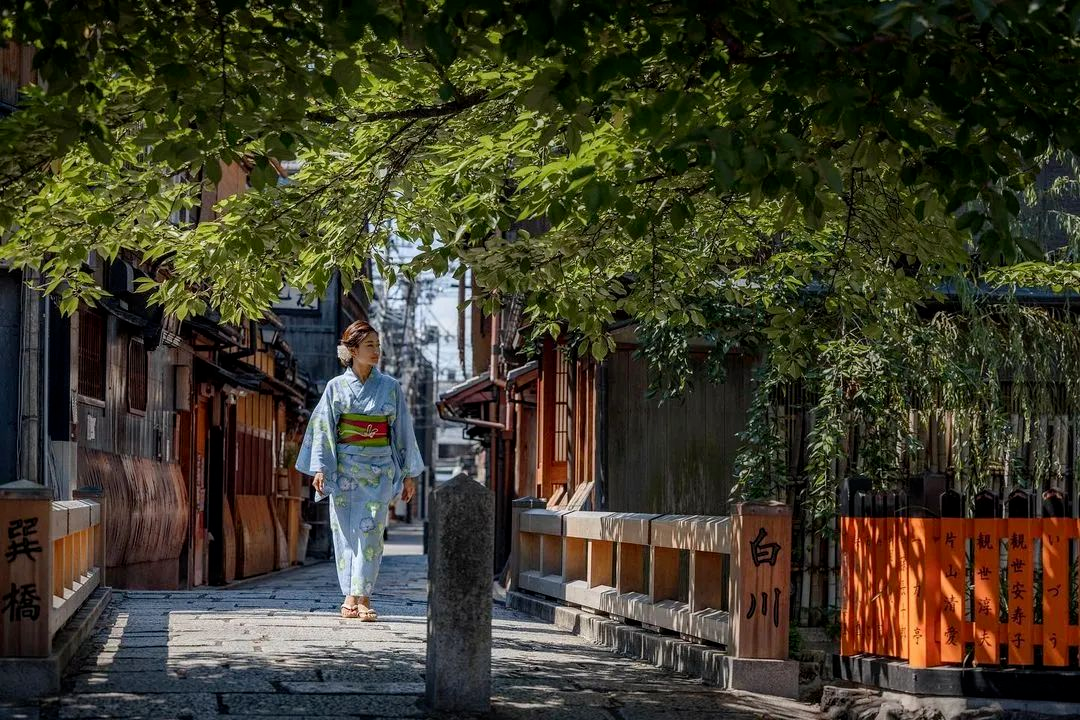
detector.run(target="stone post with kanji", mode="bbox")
[425,474,493,713]
[730,501,792,660]
[0,480,52,657]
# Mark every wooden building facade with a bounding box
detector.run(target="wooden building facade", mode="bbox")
[439,288,760,577]
[440,286,840,623]
[62,261,312,589]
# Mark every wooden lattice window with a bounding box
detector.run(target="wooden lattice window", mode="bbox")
[554,351,569,462]
[77,309,106,401]
[127,337,148,413]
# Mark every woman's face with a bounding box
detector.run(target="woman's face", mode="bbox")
[350,333,381,366]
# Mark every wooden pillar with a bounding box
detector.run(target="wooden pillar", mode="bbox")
[730,501,792,660]
[0,480,53,657]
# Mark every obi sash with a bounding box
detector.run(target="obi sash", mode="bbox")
[337,413,390,446]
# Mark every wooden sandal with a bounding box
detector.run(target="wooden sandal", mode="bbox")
[340,603,362,619]
[356,605,378,622]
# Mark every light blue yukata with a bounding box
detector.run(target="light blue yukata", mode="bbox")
[295,365,425,598]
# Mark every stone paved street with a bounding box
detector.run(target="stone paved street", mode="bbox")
[1,523,822,720]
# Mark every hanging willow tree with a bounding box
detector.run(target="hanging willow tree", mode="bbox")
[637,291,1080,521]
[632,155,1080,521]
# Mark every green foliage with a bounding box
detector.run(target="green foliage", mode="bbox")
[3,1,1080,321]
[5,2,1080,510]
[726,296,1080,519]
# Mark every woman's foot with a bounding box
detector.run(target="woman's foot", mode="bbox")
[340,602,361,619]
[356,596,378,622]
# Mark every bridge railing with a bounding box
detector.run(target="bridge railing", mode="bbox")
[511,499,792,660]
[0,481,105,658]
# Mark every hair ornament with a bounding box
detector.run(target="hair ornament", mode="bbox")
[336,343,352,365]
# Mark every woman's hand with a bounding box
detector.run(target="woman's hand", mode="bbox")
[402,477,417,503]
[313,471,325,495]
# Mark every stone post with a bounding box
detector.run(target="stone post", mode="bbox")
[731,501,792,659]
[727,501,799,698]
[0,480,53,657]
[509,496,546,591]
[426,474,494,713]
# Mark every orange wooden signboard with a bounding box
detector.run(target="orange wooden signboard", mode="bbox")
[856,515,871,655]
[896,518,908,660]
[938,517,965,664]
[972,518,1000,666]
[886,514,901,658]
[872,515,886,656]
[840,516,856,656]
[842,501,1080,671]
[1041,517,1070,667]
[1005,517,1034,666]
[906,517,940,668]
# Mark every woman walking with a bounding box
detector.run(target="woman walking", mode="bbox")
[295,320,424,620]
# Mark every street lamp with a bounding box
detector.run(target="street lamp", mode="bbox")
[258,322,281,350]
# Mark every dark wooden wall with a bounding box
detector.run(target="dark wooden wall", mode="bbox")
[77,316,181,462]
[603,350,755,515]
[0,273,22,483]
[74,314,190,588]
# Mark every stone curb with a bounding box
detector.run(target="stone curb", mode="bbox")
[822,686,1080,720]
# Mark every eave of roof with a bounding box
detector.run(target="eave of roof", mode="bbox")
[193,355,263,391]
[506,360,538,386]
[440,374,497,407]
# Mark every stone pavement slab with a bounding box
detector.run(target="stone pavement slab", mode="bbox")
[0,521,822,719]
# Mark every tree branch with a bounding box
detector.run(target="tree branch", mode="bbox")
[306,90,491,125]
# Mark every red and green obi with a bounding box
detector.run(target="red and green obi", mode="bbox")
[337,413,391,447]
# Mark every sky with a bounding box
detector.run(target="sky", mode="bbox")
[420,272,470,384]
[381,241,472,385]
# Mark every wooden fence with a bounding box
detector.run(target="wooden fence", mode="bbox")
[0,481,105,657]
[840,481,1078,668]
[510,499,792,659]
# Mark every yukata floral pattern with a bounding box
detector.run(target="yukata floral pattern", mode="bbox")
[296,366,425,597]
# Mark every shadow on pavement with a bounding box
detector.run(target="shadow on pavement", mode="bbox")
[3,523,821,720]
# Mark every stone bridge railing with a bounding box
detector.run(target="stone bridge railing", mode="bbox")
[509,500,793,662]
[0,480,105,658]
